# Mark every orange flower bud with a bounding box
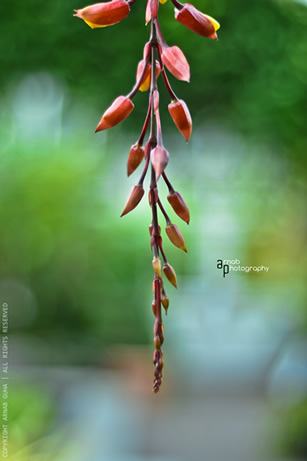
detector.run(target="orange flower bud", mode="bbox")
[168,99,192,142]
[161,46,190,82]
[136,60,161,92]
[95,96,134,132]
[165,223,187,252]
[152,256,162,278]
[167,190,190,224]
[163,263,177,288]
[151,146,169,180]
[120,185,144,217]
[74,0,130,29]
[127,144,144,176]
[175,4,220,40]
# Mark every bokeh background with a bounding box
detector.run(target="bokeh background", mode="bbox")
[1,0,307,459]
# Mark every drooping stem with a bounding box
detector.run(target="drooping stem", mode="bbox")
[157,198,171,224]
[155,108,163,146]
[162,171,174,192]
[138,97,152,145]
[138,148,151,185]
[170,0,183,10]
[155,18,166,48]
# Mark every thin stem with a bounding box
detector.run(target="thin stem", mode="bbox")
[155,108,163,146]
[162,172,174,192]
[155,18,166,48]
[154,278,162,323]
[159,244,168,264]
[170,0,183,10]
[138,97,152,145]
[157,198,171,224]
[138,148,151,185]
[149,22,158,144]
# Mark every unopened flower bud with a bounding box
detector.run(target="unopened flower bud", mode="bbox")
[127,144,144,176]
[167,190,190,224]
[74,0,130,28]
[168,99,192,141]
[152,257,162,278]
[161,290,169,313]
[146,0,159,25]
[136,60,161,92]
[175,4,220,40]
[143,42,151,60]
[151,146,169,180]
[163,263,177,288]
[95,96,134,132]
[120,185,144,217]
[162,46,190,82]
[166,223,187,252]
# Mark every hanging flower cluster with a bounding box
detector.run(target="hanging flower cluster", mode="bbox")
[74,0,220,393]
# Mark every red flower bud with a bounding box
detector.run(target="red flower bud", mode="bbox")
[127,144,144,176]
[145,0,159,25]
[168,99,192,142]
[175,4,220,40]
[120,185,144,217]
[151,146,169,180]
[136,60,161,92]
[74,0,130,29]
[162,46,190,82]
[95,96,134,132]
[165,223,187,252]
[143,42,151,60]
[163,263,177,288]
[167,190,190,224]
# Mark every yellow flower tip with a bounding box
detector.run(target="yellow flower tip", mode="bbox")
[159,0,167,3]
[83,19,108,28]
[204,14,220,31]
[139,75,151,92]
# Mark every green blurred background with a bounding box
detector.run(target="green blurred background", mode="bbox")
[1,0,307,460]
